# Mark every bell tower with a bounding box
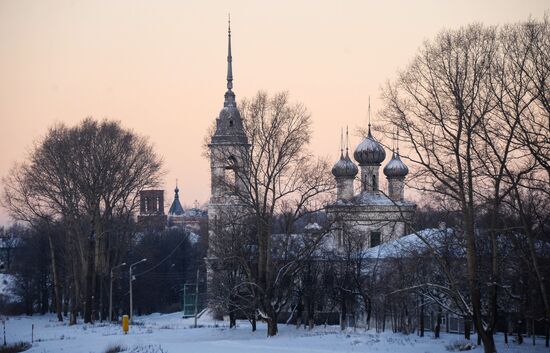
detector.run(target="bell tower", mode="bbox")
[208,18,249,246]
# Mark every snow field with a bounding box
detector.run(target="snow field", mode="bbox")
[3,312,548,353]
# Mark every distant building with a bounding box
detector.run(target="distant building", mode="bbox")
[137,190,167,231]
[167,184,208,233]
[137,184,208,234]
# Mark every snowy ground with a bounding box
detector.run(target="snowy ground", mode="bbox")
[3,312,548,353]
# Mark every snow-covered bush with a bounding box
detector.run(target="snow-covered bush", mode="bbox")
[445,339,475,351]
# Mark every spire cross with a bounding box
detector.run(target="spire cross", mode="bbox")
[392,127,396,153]
[345,126,350,155]
[368,96,371,134]
[174,179,180,199]
[340,127,344,156]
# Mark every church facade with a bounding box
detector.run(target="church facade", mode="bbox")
[327,126,416,249]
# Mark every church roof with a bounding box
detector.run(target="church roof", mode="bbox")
[383,151,409,178]
[168,186,185,216]
[353,127,386,166]
[331,151,359,178]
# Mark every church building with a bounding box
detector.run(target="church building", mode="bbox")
[327,121,416,248]
[206,22,416,254]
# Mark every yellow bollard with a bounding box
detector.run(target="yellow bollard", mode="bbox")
[122,315,129,334]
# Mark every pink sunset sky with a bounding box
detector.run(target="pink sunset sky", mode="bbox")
[0,0,548,225]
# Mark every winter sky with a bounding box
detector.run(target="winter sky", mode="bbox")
[0,0,548,225]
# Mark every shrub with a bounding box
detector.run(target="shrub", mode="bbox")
[104,344,126,353]
[0,342,32,353]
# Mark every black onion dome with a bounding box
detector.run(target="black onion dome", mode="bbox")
[383,152,409,178]
[332,152,359,178]
[353,129,386,165]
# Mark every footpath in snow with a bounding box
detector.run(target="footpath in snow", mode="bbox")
[3,312,548,353]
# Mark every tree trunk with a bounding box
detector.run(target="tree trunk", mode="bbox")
[47,233,63,322]
[465,319,471,340]
[84,234,95,323]
[435,307,441,339]
[267,308,278,336]
[517,318,524,344]
[419,300,424,337]
[229,311,236,328]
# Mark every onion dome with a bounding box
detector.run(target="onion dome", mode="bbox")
[383,152,409,178]
[353,128,386,165]
[332,152,359,178]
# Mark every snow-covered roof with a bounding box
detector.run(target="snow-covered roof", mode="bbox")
[362,228,453,259]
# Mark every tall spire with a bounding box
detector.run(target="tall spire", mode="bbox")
[224,14,236,107]
[174,179,179,199]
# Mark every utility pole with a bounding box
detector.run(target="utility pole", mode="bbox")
[129,258,147,323]
[194,268,199,328]
[109,262,126,322]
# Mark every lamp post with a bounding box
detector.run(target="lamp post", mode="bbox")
[109,262,126,322]
[129,258,147,323]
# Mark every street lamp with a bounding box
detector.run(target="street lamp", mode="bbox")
[109,262,126,322]
[129,258,147,323]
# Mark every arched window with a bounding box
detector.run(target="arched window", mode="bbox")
[225,155,238,189]
[372,175,377,191]
[229,119,234,127]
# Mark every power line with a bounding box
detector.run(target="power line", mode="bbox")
[134,236,189,277]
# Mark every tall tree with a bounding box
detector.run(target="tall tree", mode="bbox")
[2,118,163,323]
[208,91,334,336]
[381,24,500,352]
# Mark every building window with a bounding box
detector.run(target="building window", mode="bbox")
[229,119,234,127]
[372,175,377,191]
[225,167,236,188]
[370,232,381,248]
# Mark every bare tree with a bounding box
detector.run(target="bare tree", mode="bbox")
[380,24,500,353]
[2,118,163,323]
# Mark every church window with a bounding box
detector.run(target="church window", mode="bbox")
[372,175,377,191]
[370,232,381,247]
[225,166,236,188]
[229,119,234,127]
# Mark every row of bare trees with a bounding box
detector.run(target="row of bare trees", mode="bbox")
[379,17,550,353]
[2,118,163,323]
